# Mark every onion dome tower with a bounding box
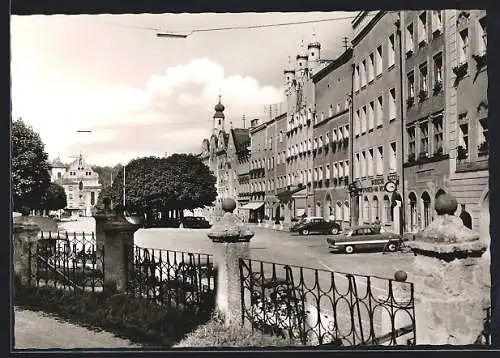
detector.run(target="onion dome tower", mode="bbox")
[284,56,296,96]
[307,32,321,73]
[213,94,225,135]
[296,40,309,76]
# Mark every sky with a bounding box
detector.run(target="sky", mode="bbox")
[11,12,355,166]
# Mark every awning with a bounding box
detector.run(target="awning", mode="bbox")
[296,209,305,217]
[291,187,307,198]
[240,202,264,210]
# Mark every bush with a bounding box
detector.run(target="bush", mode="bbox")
[174,312,302,348]
[14,282,210,348]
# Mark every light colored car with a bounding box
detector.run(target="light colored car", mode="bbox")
[326,225,402,254]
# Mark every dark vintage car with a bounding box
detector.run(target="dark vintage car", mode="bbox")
[179,216,212,229]
[144,218,181,228]
[290,217,342,235]
[326,225,402,254]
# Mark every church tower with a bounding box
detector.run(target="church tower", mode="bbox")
[213,94,225,135]
[284,56,296,97]
[307,32,321,73]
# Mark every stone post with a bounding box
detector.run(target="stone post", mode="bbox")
[393,201,401,235]
[407,193,489,345]
[207,198,254,327]
[93,200,142,292]
[13,221,41,285]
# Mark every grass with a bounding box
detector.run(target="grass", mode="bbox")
[14,280,210,348]
[174,312,302,348]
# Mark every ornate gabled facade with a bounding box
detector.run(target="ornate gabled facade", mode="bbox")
[54,154,102,217]
[199,96,250,219]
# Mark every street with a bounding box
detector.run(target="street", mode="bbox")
[59,218,413,281]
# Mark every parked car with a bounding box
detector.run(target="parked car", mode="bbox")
[326,225,402,254]
[290,217,341,235]
[179,216,212,229]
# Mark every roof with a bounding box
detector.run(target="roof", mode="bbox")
[50,157,67,168]
[312,48,353,83]
[231,128,250,153]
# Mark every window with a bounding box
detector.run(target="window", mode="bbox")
[344,125,349,139]
[319,166,323,181]
[478,117,488,155]
[319,136,323,148]
[389,88,397,120]
[368,101,375,131]
[361,151,367,177]
[389,142,397,172]
[279,130,283,142]
[363,197,370,223]
[478,16,487,55]
[432,10,442,34]
[343,202,350,223]
[420,122,429,156]
[326,164,331,180]
[345,99,350,110]
[459,123,469,154]
[336,103,341,113]
[459,29,469,64]
[69,194,73,200]
[420,63,428,94]
[338,161,344,178]
[368,53,375,82]
[361,106,367,134]
[69,186,73,191]
[382,195,390,223]
[407,71,415,98]
[355,153,360,179]
[308,169,312,182]
[408,126,416,159]
[354,65,360,91]
[418,12,427,45]
[344,161,349,180]
[308,139,312,150]
[376,96,383,127]
[406,23,414,54]
[368,149,374,176]
[354,110,360,136]
[57,172,62,179]
[360,60,367,87]
[325,132,330,144]
[314,168,318,181]
[333,163,338,180]
[433,52,443,86]
[376,146,384,175]
[376,45,383,76]
[422,192,431,227]
[433,116,443,154]
[328,105,333,117]
[372,196,379,223]
[388,34,395,67]
[313,138,318,150]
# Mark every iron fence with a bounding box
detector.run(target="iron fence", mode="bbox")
[126,245,216,313]
[239,258,416,347]
[28,231,104,292]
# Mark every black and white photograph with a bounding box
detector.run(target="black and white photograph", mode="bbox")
[10,6,492,350]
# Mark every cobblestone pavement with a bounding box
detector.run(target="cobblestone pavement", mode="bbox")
[14,308,141,350]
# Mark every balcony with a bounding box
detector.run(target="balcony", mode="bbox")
[453,62,468,79]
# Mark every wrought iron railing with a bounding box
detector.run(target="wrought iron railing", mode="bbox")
[28,231,104,292]
[126,245,216,313]
[239,258,415,347]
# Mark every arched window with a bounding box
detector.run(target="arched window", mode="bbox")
[372,196,379,222]
[421,191,432,227]
[336,201,342,220]
[409,192,417,231]
[343,201,350,222]
[363,196,370,223]
[383,195,391,223]
[435,189,446,199]
[325,195,332,216]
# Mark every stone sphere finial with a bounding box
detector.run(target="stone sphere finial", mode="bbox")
[435,193,458,215]
[394,270,408,282]
[222,198,237,213]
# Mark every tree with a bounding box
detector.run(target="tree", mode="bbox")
[91,164,123,188]
[12,118,51,214]
[40,183,67,213]
[108,154,216,213]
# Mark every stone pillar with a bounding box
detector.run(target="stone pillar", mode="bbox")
[407,193,489,345]
[13,221,41,285]
[94,202,142,292]
[393,201,401,235]
[207,198,254,327]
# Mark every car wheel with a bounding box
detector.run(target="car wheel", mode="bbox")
[300,229,309,235]
[345,245,354,254]
[330,227,339,235]
[387,243,398,252]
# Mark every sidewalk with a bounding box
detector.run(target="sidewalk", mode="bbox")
[14,307,140,350]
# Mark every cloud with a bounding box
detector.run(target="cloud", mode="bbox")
[12,57,285,166]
